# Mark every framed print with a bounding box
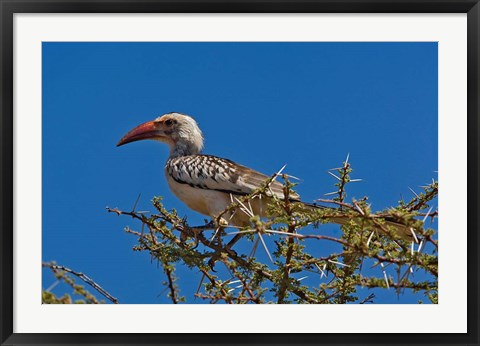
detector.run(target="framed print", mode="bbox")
[1,1,479,345]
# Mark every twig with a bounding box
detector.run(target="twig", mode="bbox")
[359,293,376,304]
[43,263,119,304]
[163,264,179,304]
[277,179,296,303]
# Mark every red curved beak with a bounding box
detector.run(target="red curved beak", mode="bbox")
[117,120,158,147]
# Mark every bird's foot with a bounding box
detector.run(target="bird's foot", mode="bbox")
[203,219,217,229]
[179,219,217,245]
[207,257,218,272]
[207,235,239,271]
[179,226,205,249]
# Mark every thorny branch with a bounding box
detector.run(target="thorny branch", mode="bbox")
[277,175,296,304]
[42,262,119,304]
[163,263,180,304]
[107,158,438,304]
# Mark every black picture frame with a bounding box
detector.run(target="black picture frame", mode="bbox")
[1,1,478,345]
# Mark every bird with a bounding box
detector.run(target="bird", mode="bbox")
[117,112,416,241]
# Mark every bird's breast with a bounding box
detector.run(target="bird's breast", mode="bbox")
[165,171,226,217]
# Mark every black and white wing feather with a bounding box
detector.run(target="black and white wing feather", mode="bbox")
[166,155,300,201]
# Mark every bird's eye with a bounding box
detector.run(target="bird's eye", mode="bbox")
[164,119,174,126]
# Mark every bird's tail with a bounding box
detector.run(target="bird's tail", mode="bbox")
[296,201,416,242]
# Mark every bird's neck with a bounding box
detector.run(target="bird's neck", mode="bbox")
[169,141,201,158]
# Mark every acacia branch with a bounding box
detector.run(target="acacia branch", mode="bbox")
[163,263,179,304]
[277,176,296,303]
[107,162,437,304]
[43,262,119,304]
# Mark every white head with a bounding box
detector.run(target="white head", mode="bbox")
[117,112,204,157]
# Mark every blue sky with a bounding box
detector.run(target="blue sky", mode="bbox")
[42,42,437,304]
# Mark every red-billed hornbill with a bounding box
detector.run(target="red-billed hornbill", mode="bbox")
[117,112,415,241]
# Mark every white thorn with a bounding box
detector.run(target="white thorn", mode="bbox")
[226,230,256,236]
[227,279,241,285]
[273,164,287,181]
[366,231,375,247]
[258,233,274,264]
[328,259,350,267]
[417,240,424,253]
[422,207,433,224]
[285,174,301,181]
[380,262,390,289]
[233,196,254,217]
[327,171,341,181]
[354,203,365,215]
[409,228,419,244]
[210,227,221,242]
[315,263,327,278]
[227,209,237,221]
[408,187,420,199]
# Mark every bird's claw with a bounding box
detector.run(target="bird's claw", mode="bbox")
[189,237,200,250]
[207,257,217,272]
[204,219,216,229]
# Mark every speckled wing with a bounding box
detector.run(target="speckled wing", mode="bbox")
[166,155,301,201]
